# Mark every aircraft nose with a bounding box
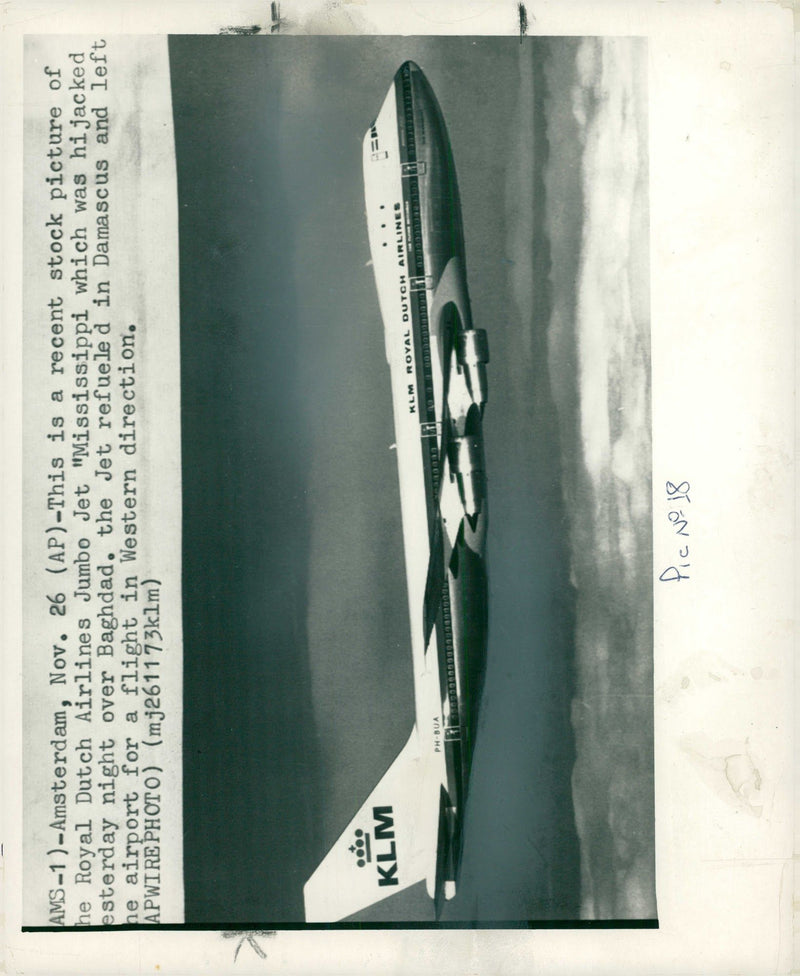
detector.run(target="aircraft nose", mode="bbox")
[393,59,434,100]
[393,60,442,139]
[396,59,422,77]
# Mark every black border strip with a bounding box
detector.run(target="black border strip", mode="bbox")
[23,919,659,932]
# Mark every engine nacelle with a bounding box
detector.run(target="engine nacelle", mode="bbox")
[455,328,489,412]
[448,431,486,519]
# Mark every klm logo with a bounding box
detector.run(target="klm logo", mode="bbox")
[373,806,398,886]
[348,806,398,887]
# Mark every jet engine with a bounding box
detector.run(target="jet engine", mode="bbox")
[456,328,489,413]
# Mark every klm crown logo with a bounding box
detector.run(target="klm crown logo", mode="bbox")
[349,829,371,868]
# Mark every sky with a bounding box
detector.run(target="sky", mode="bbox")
[170,34,653,925]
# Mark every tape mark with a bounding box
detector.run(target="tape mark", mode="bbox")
[518,3,529,41]
[219,2,282,35]
[221,930,276,962]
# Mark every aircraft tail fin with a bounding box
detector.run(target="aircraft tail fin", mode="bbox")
[304,728,439,922]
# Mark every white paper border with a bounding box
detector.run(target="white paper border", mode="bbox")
[3,1,795,973]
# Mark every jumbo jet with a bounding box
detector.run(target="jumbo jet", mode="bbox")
[304,61,489,923]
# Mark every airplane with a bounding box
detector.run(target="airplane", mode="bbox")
[304,60,489,923]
